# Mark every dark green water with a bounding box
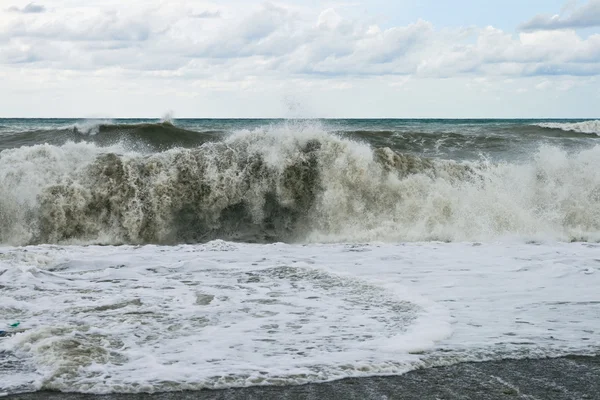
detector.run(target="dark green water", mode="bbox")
[1,118,598,160]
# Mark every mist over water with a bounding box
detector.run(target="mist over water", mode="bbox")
[1,119,599,245]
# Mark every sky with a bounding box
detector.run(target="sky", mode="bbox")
[0,0,599,118]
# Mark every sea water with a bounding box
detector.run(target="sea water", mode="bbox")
[1,118,599,394]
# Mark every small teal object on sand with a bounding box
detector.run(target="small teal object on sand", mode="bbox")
[9,322,20,328]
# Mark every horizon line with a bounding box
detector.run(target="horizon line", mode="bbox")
[1,117,599,120]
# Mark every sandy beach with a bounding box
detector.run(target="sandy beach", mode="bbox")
[5,355,598,400]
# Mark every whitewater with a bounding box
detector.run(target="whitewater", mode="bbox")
[1,118,599,395]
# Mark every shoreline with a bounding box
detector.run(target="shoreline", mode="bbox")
[5,355,599,400]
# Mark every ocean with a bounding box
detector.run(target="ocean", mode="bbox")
[0,118,599,395]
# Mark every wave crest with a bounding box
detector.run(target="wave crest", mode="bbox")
[534,120,600,136]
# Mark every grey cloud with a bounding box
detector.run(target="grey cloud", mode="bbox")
[1,11,152,43]
[0,48,40,63]
[192,10,221,18]
[0,40,65,66]
[8,2,45,13]
[523,63,600,76]
[360,21,434,64]
[520,0,600,31]
[188,4,300,59]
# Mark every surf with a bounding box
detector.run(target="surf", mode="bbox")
[1,123,600,245]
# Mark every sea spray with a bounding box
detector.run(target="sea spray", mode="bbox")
[534,120,600,136]
[1,124,600,245]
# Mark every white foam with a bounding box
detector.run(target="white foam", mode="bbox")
[72,119,114,136]
[308,143,600,243]
[2,126,600,245]
[0,141,132,245]
[534,120,600,136]
[1,241,598,394]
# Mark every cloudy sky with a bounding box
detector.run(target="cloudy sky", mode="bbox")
[1,0,599,118]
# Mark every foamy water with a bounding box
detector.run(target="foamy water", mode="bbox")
[1,241,598,394]
[534,120,600,136]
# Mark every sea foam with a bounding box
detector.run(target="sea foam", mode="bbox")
[534,120,600,136]
[1,124,600,245]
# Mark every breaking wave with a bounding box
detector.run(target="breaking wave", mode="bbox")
[534,120,600,136]
[0,121,221,151]
[1,123,600,245]
[72,120,224,150]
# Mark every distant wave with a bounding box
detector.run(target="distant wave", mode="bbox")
[533,120,600,136]
[0,120,222,151]
[72,119,115,135]
[71,120,217,146]
[1,124,600,245]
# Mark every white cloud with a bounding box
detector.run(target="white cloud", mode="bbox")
[520,0,600,31]
[0,0,599,117]
[2,1,598,78]
[535,80,552,90]
[317,8,344,30]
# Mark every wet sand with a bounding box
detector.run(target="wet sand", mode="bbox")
[5,355,599,400]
